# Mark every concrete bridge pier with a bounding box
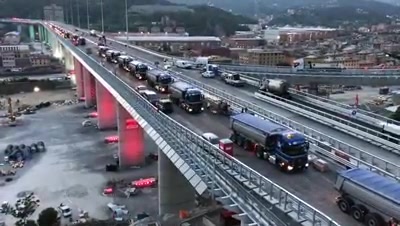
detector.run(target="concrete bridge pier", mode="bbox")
[117,104,145,168]
[83,68,96,108]
[95,80,117,130]
[64,50,74,71]
[158,150,196,216]
[73,59,85,99]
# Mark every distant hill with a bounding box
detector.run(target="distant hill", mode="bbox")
[169,0,400,22]
[269,0,400,27]
[0,0,255,36]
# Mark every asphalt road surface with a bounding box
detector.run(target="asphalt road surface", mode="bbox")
[78,42,361,226]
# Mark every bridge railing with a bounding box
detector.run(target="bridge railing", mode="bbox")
[253,91,400,152]
[219,64,400,76]
[288,89,400,126]
[48,24,340,226]
[160,71,400,180]
[67,25,400,180]
[61,25,400,179]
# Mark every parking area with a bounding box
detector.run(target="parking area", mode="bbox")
[0,91,159,224]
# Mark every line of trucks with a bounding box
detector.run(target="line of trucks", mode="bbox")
[96,44,311,171]
[60,26,400,226]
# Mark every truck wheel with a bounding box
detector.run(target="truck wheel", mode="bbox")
[364,213,384,226]
[337,199,351,213]
[351,205,365,221]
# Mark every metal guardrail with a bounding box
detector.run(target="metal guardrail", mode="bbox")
[253,91,400,152]
[219,64,400,76]
[46,24,341,226]
[58,25,400,179]
[240,75,400,153]
[56,23,400,180]
[288,89,400,126]
[154,71,400,179]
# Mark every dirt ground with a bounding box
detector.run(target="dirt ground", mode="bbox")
[0,89,75,110]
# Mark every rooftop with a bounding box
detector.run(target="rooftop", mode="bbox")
[113,36,221,42]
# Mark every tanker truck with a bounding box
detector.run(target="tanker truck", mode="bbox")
[169,81,204,113]
[128,60,148,80]
[147,69,173,93]
[117,55,133,71]
[259,78,291,98]
[230,113,309,172]
[335,168,400,226]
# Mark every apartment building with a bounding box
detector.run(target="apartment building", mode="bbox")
[239,49,287,66]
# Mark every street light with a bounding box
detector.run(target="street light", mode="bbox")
[86,0,90,30]
[76,0,81,27]
[100,0,104,33]
[125,0,129,42]
[70,0,74,25]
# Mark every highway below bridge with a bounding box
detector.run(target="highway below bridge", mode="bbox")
[13,19,400,226]
[218,64,400,86]
[70,26,400,226]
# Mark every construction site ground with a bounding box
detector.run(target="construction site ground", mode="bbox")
[0,90,159,225]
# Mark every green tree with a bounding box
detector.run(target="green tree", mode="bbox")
[37,207,59,226]
[1,194,39,226]
[390,107,400,121]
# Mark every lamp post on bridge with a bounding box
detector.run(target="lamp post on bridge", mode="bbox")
[100,0,104,33]
[86,0,90,30]
[76,0,81,27]
[125,0,129,42]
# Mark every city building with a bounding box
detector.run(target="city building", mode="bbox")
[30,55,51,67]
[113,36,221,52]
[0,45,30,68]
[239,49,287,66]
[3,31,20,45]
[43,4,64,23]
[227,37,265,49]
[264,27,337,44]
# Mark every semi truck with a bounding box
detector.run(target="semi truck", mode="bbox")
[105,50,121,63]
[98,46,109,57]
[117,55,133,71]
[169,81,204,113]
[230,113,309,171]
[128,61,148,80]
[147,69,173,93]
[335,168,400,226]
[258,78,291,98]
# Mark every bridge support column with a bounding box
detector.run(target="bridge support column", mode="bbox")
[96,81,117,130]
[158,150,195,216]
[117,104,145,167]
[74,59,84,98]
[83,68,96,108]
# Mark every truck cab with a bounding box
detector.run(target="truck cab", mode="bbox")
[105,50,121,63]
[155,99,173,114]
[141,90,158,105]
[117,55,133,70]
[128,61,148,80]
[147,70,173,93]
[221,73,245,87]
[98,46,109,57]
[230,113,309,172]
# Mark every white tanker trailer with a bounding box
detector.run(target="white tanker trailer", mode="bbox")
[258,78,290,98]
